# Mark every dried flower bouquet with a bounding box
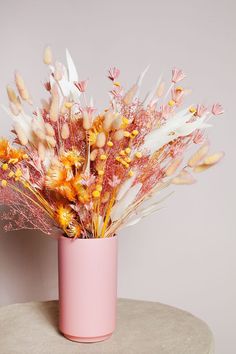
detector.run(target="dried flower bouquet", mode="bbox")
[0,48,224,238]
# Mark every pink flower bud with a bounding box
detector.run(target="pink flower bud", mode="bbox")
[212,103,224,116]
[74,80,88,92]
[172,68,186,83]
[108,67,120,81]
[196,104,207,117]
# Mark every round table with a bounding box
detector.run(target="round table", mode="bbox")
[0,299,214,354]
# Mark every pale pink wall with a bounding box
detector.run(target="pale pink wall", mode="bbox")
[0,1,235,353]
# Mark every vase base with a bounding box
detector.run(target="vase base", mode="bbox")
[63,332,112,343]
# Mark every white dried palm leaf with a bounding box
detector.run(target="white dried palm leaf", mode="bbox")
[116,172,137,201]
[143,75,162,108]
[66,49,80,101]
[134,65,150,100]
[124,207,164,229]
[49,50,80,102]
[66,49,78,82]
[124,191,173,228]
[142,110,210,155]
[110,183,142,222]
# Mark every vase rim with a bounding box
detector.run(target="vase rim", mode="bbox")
[58,234,117,241]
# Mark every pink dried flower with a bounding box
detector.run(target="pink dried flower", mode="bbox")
[172,68,186,83]
[160,104,172,119]
[44,81,51,91]
[212,103,224,116]
[81,174,96,187]
[193,130,205,144]
[110,85,123,98]
[74,80,88,93]
[108,175,121,187]
[171,88,184,106]
[82,105,96,118]
[196,104,208,117]
[170,141,187,157]
[108,67,120,81]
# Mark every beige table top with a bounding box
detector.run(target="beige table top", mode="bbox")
[0,299,214,354]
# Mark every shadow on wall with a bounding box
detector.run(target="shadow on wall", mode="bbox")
[0,225,58,306]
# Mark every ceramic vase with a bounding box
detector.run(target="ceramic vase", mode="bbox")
[58,235,117,343]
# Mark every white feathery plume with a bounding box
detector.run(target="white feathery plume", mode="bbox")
[1,105,35,145]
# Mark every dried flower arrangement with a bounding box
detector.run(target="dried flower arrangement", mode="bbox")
[0,48,224,238]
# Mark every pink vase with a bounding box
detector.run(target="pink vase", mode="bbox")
[58,235,118,343]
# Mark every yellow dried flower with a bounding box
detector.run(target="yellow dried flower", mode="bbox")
[107,141,113,147]
[96,184,103,192]
[132,130,139,136]
[98,170,104,176]
[1,180,7,187]
[176,86,183,92]
[46,165,67,189]
[120,159,129,168]
[60,149,84,169]
[56,204,75,228]
[15,169,22,178]
[2,163,8,171]
[124,131,131,137]
[9,148,26,161]
[0,139,9,159]
[128,170,134,177]
[92,190,100,198]
[168,100,175,107]
[65,101,74,109]
[122,117,129,125]
[100,154,107,160]
[67,221,81,238]
[125,147,131,154]
[189,107,196,114]
[58,183,76,201]
[9,158,19,164]
[8,171,15,178]
[135,152,142,158]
